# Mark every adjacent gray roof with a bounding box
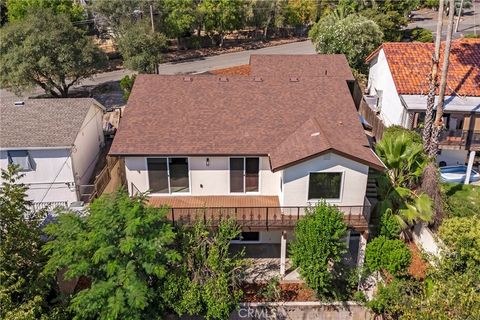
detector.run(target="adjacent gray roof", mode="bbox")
[0,98,103,149]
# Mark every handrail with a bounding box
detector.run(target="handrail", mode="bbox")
[163,204,371,229]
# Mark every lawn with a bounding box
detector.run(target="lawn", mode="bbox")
[442,183,480,218]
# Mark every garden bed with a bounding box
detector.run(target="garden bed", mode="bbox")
[407,242,428,280]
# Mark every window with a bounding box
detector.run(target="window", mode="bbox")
[308,172,342,200]
[7,150,34,171]
[229,157,259,193]
[147,157,189,193]
[232,232,260,242]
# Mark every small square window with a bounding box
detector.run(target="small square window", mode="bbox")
[308,172,342,200]
[7,150,34,171]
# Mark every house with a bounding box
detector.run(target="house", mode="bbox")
[0,98,106,210]
[109,55,385,274]
[365,38,480,166]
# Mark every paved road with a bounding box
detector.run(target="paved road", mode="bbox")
[407,7,480,39]
[158,40,315,75]
[0,40,315,99]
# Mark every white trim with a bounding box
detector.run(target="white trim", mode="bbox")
[145,156,191,195]
[0,146,72,151]
[306,171,345,204]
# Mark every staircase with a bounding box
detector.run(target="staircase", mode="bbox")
[366,175,378,199]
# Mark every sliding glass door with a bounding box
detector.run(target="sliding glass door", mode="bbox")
[147,157,189,193]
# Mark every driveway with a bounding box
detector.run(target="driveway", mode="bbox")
[0,40,315,100]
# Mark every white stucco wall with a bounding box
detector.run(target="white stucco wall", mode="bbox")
[368,49,407,127]
[124,153,368,209]
[0,149,77,204]
[71,104,105,185]
[438,149,468,165]
[282,153,368,207]
[124,156,281,196]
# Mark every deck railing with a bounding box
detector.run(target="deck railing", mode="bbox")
[30,201,68,212]
[166,203,371,230]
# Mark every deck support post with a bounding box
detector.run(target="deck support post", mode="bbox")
[465,150,476,185]
[357,231,368,268]
[280,230,287,277]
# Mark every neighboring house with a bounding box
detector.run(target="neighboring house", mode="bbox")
[109,55,384,274]
[365,38,480,166]
[0,98,106,209]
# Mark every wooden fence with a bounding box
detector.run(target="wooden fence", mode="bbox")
[358,100,385,141]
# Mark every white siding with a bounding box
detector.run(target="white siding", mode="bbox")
[438,149,468,166]
[0,149,77,204]
[124,156,281,196]
[282,153,368,207]
[71,104,105,185]
[368,49,406,127]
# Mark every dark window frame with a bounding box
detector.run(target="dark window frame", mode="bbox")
[7,150,34,172]
[307,172,343,200]
[147,157,190,194]
[229,157,260,193]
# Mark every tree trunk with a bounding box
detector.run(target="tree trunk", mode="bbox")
[429,0,456,159]
[423,0,444,154]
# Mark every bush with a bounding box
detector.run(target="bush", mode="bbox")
[119,74,136,101]
[442,183,480,218]
[367,278,420,317]
[365,236,411,275]
[379,209,401,239]
[406,27,434,42]
[290,202,347,298]
[383,125,422,144]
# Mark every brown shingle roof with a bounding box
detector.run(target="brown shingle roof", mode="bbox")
[0,98,103,148]
[366,39,480,97]
[249,54,355,80]
[110,55,384,171]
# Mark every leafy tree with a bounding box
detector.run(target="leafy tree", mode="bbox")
[200,0,247,46]
[290,202,347,298]
[309,14,383,73]
[119,75,137,102]
[0,9,107,97]
[5,0,85,22]
[161,219,246,320]
[365,236,412,276]
[283,0,318,27]
[407,27,434,42]
[116,21,167,74]
[43,189,180,319]
[162,0,198,39]
[0,165,68,319]
[383,125,423,145]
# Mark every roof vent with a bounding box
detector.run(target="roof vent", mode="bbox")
[310,132,320,137]
[14,101,24,106]
[253,77,263,82]
[325,70,328,76]
[183,77,193,82]
[219,76,229,82]
[289,77,299,82]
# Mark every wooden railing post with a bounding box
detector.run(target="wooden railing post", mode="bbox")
[266,207,269,230]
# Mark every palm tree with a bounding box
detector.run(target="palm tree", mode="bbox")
[423,0,444,154]
[375,134,433,236]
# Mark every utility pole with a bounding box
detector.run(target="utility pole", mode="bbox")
[455,0,465,32]
[149,4,158,74]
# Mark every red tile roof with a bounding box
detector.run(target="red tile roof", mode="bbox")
[366,39,480,97]
[110,55,384,171]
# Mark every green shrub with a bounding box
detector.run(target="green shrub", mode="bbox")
[365,236,411,275]
[367,278,420,317]
[119,74,136,101]
[407,27,434,43]
[379,209,401,239]
[382,125,422,144]
[464,34,480,39]
[442,183,480,218]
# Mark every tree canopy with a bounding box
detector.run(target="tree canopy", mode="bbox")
[43,190,179,319]
[290,202,347,298]
[5,0,85,22]
[0,9,107,97]
[309,14,383,73]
